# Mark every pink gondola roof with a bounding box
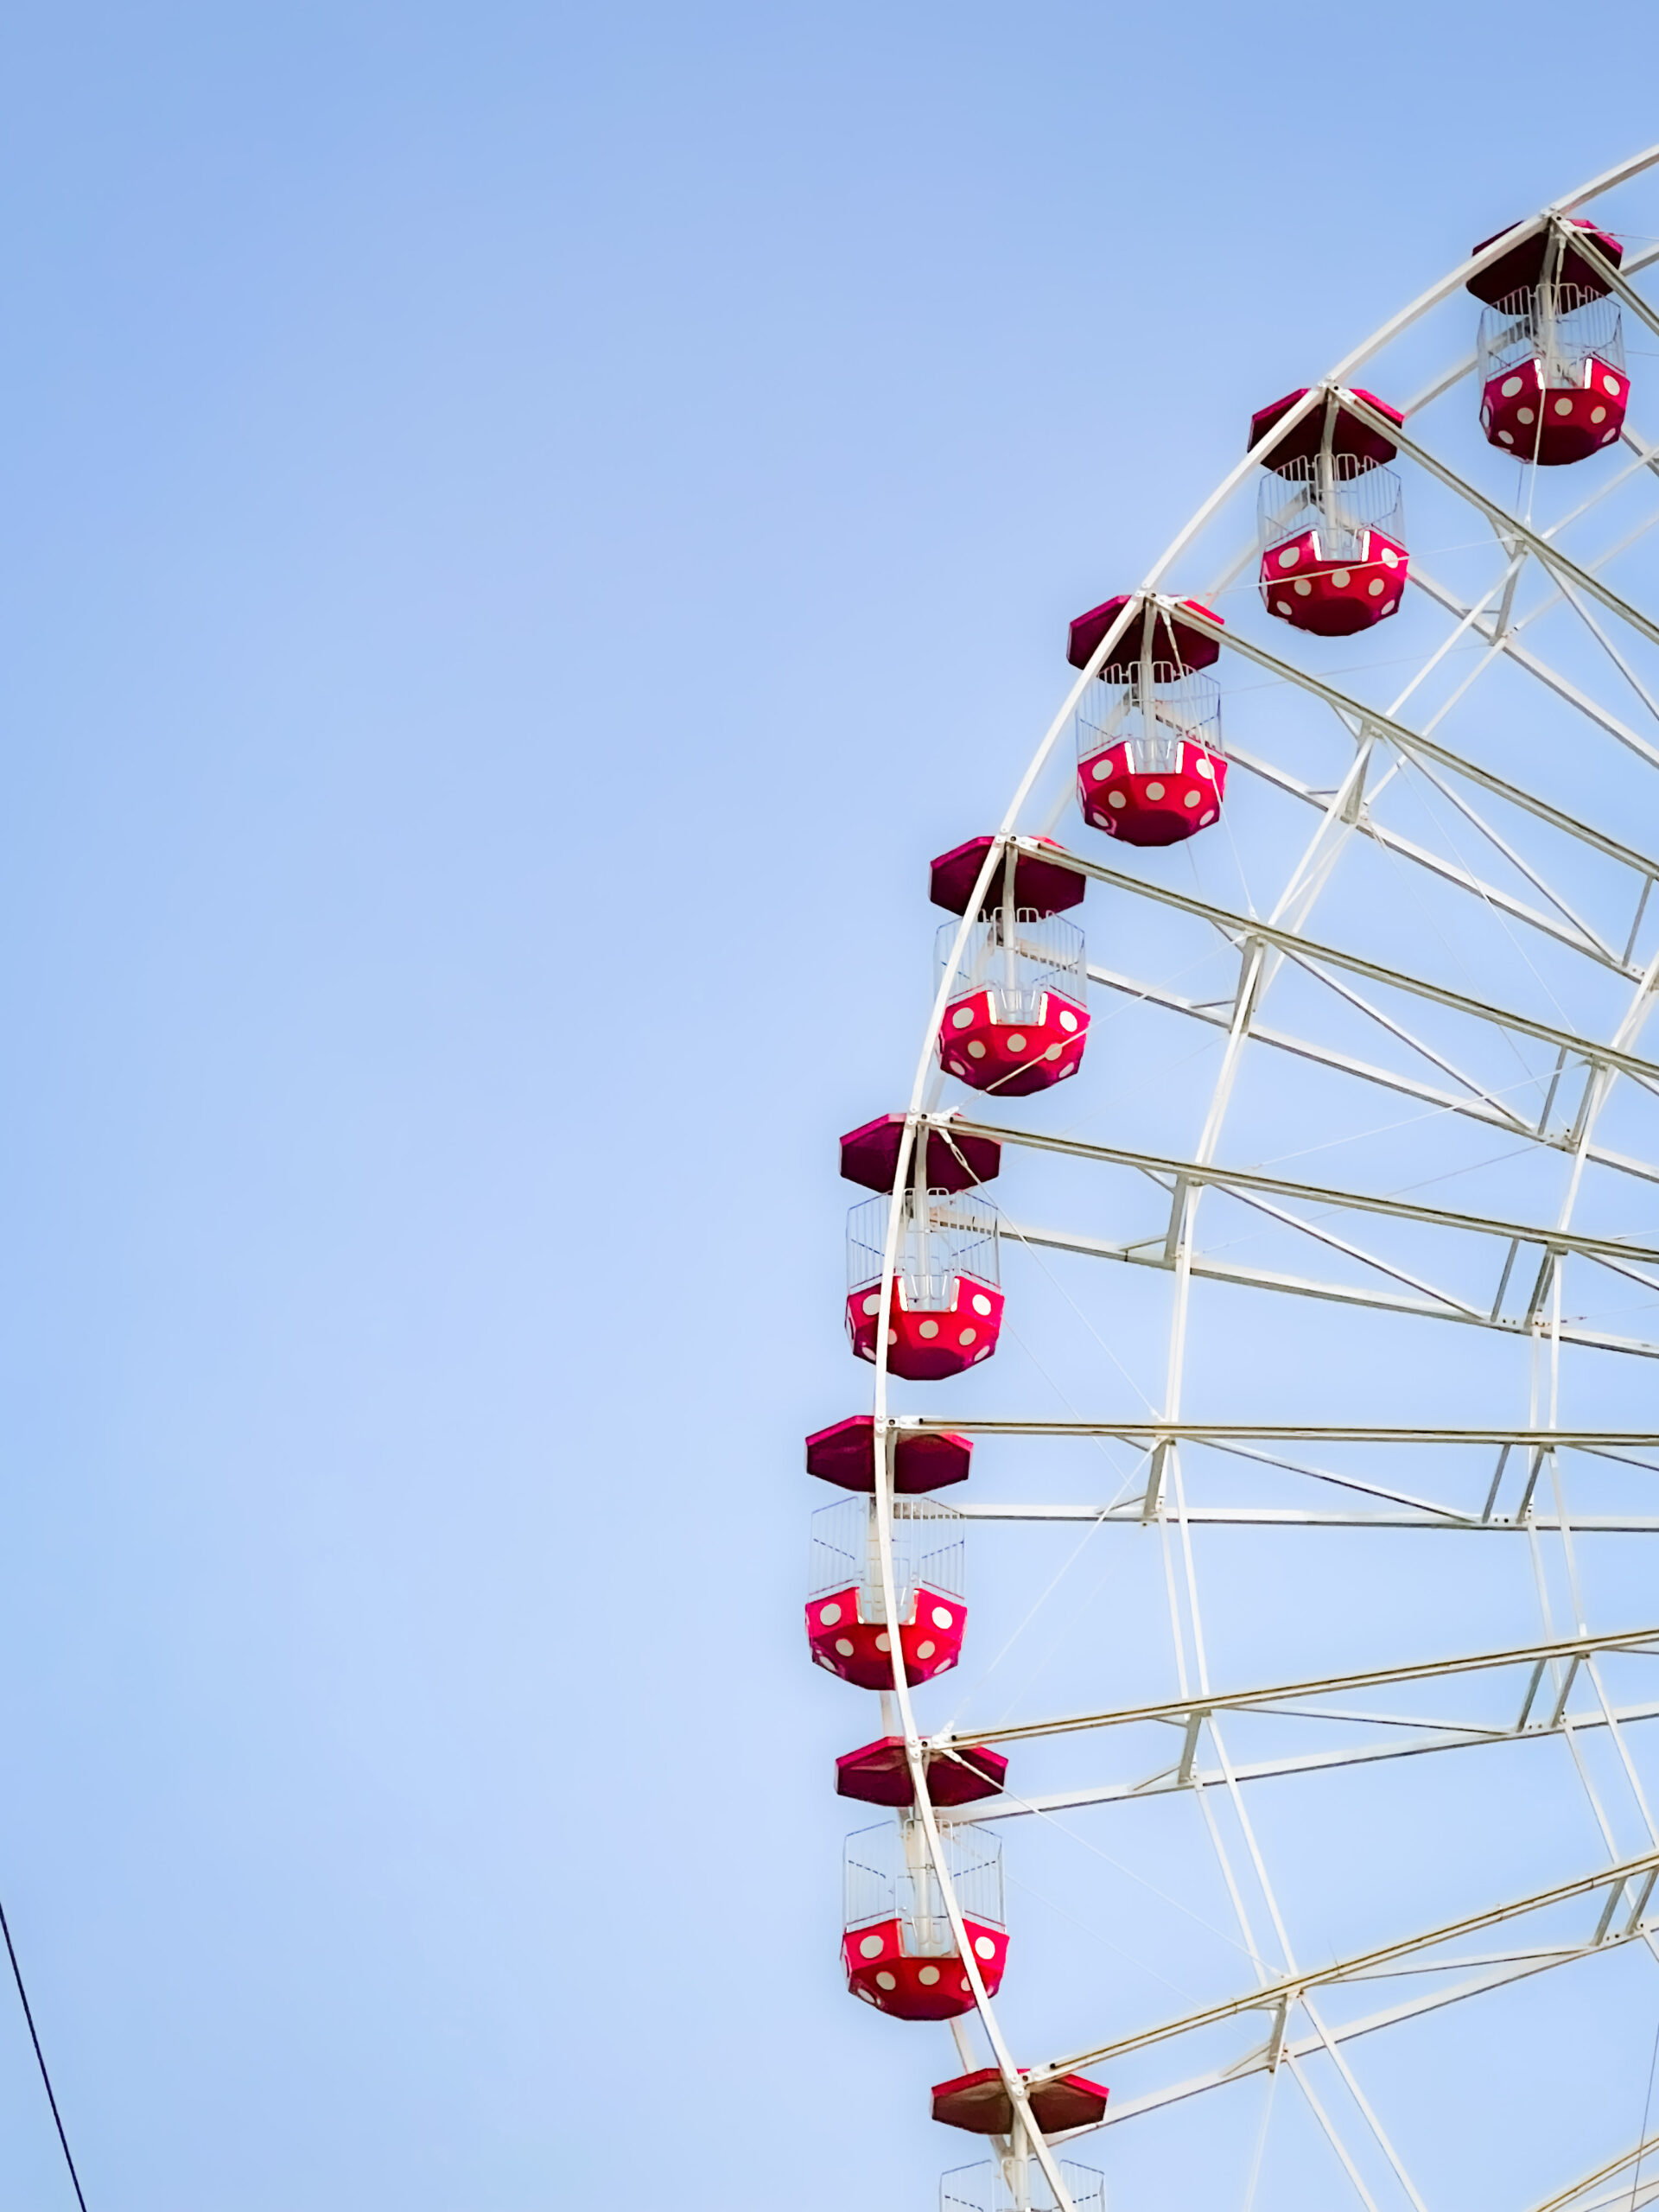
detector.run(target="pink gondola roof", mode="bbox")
[1466,219,1623,305]
[931,2066,1111,2136]
[840,1111,1001,1194]
[1067,594,1223,676]
[929,833,1086,919]
[1249,386,1403,470]
[835,1735,1007,1807]
[804,1414,973,1493]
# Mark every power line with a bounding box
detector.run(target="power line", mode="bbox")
[0,1894,88,2212]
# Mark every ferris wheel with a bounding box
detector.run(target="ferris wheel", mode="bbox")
[804,143,1659,2212]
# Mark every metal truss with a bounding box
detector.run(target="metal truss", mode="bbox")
[938,1697,1659,1826]
[1025,839,1659,1090]
[1026,1840,1659,2082]
[1128,607,1659,893]
[849,147,1659,2212]
[938,1624,1659,1749]
[1088,959,1659,1183]
[928,1111,1659,1269]
[992,1212,1659,1358]
[1081,1906,1659,2130]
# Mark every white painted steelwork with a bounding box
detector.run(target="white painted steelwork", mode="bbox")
[840,149,1659,2212]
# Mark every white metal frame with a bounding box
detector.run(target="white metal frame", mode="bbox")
[847,145,1659,2212]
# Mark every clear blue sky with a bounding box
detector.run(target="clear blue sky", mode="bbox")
[1,5,1657,2207]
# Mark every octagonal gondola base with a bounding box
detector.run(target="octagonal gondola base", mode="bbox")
[1481,356,1627,463]
[938,990,1087,1095]
[1260,530,1408,636]
[807,1589,966,1688]
[846,1276,1003,1379]
[843,1916,1007,2018]
[1078,741,1225,846]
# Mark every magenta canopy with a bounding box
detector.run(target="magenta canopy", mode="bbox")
[839,1111,1001,1195]
[1067,593,1223,677]
[835,1735,1007,1808]
[804,1414,973,1493]
[929,833,1086,919]
[1466,219,1623,304]
[931,2067,1111,2137]
[1248,385,1403,470]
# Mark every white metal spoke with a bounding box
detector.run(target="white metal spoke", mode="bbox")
[998,1211,1659,1355]
[1409,560,1659,774]
[1090,1918,1657,2133]
[831,153,1659,2212]
[1342,392,1659,653]
[1031,1844,1659,2081]
[1088,960,1656,1160]
[939,1625,1659,1748]
[939,1700,1659,1825]
[931,1116,1659,1271]
[1525,2129,1659,2212]
[1055,843,1659,1085]
[954,1505,1659,1530]
[1141,600,1659,871]
[1229,742,1622,969]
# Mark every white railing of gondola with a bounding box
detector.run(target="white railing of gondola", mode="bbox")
[942,2161,1107,2212]
[938,908,1087,1025]
[808,1493,965,1613]
[848,1188,1000,1303]
[1257,451,1404,564]
[1076,665,1224,779]
[843,1817,1004,1942]
[1477,282,1624,391]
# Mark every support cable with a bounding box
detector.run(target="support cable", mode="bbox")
[1630,2018,1659,2212]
